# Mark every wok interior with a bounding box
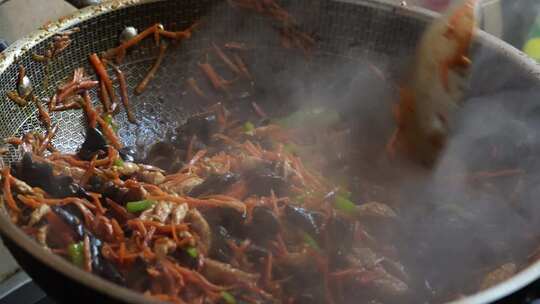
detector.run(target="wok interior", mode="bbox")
[0,0,425,161]
[2,0,540,302]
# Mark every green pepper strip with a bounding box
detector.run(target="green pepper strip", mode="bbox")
[244,121,255,135]
[303,233,320,251]
[113,158,124,167]
[186,247,198,258]
[221,291,237,304]
[334,194,357,214]
[68,242,84,267]
[126,199,155,213]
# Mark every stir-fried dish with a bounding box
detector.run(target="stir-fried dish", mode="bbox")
[1,1,537,303]
[4,103,412,304]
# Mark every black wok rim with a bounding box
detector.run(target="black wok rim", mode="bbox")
[1,1,540,303]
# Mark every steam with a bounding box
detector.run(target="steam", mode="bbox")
[127,0,540,301]
[401,92,538,297]
[240,2,540,300]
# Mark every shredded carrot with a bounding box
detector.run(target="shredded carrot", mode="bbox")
[191,196,246,214]
[109,63,136,123]
[81,154,97,185]
[224,41,248,50]
[83,235,92,272]
[213,133,238,146]
[158,21,200,40]
[58,68,83,91]
[51,101,82,112]
[37,124,58,155]
[131,219,148,235]
[174,264,225,292]
[118,242,126,265]
[89,53,116,106]
[2,168,20,213]
[137,221,189,233]
[104,24,160,62]
[96,115,122,149]
[89,192,106,215]
[49,153,90,168]
[163,172,194,183]
[142,183,169,196]
[243,140,262,157]
[135,41,168,95]
[185,149,207,168]
[198,63,230,92]
[34,98,52,130]
[111,218,125,242]
[187,77,209,100]
[5,137,23,146]
[81,92,98,129]
[21,196,91,207]
[6,91,28,106]
[98,79,112,113]
[233,53,252,79]
[95,146,119,168]
[105,198,130,222]
[171,223,179,244]
[57,80,98,104]
[212,43,241,74]
[16,195,41,208]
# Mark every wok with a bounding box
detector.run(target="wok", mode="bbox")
[1,0,540,303]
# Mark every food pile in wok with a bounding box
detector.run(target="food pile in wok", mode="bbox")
[0,1,533,303]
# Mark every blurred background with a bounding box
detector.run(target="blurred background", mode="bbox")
[0,0,540,303]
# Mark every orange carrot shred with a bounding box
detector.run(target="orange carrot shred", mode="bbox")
[108,63,136,123]
[111,218,125,242]
[135,41,168,95]
[89,192,106,215]
[81,92,98,129]
[81,154,97,186]
[118,242,126,265]
[89,53,116,106]
[104,24,161,62]
[212,43,241,74]
[98,79,112,113]
[83,235,92,272]
[96,115,123,149]
[2,168,20,213]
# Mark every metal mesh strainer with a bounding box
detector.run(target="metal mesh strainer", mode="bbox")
[0,0,425,165]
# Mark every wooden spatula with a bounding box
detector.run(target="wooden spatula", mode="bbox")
[388,0,477,166]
